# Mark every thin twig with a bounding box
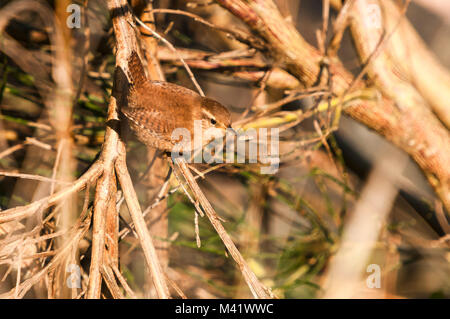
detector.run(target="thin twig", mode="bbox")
[0,171,71,185]
[148,8,265,50]
[135,17,205,97]
[110,259,137,299]
[0,215,91,298]
[101,263,125,299]
[174,157,274,299]
[0,161,102,224]
[0,143,24,160]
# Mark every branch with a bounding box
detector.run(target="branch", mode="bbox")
[105,0,170,298]
[86,97,120,298]
[215,0,450,213]
[0,162,102,224]
[116,144,170,298]
[156,46,300,89]
[355,0,450,129]
[174,157,274,299]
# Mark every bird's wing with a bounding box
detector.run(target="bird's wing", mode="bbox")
[148,80,200,99]
[121,107,173,134]
[126,81,200,120]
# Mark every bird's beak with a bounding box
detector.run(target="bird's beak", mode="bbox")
[227,125,237,135]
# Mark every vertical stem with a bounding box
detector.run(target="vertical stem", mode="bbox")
[116,143,170,299]
[86,98,120,298]
[175,157,273,299]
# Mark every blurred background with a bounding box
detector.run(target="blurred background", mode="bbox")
[0,0,449,298]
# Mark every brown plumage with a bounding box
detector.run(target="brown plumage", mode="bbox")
[120,51,232,152]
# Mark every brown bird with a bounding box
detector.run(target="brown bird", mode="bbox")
[119,51,232,152]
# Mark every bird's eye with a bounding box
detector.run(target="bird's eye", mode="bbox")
[210,118,217,125]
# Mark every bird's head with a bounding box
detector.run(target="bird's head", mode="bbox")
[200,97,232,132]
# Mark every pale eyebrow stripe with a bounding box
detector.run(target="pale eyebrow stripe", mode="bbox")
[202,109,216,120]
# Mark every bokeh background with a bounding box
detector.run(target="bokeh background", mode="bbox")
[0,0,449,298]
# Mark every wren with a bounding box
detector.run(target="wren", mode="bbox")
[119,51,232,152]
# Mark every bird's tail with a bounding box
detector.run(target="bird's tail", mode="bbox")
[127,50,147,87]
